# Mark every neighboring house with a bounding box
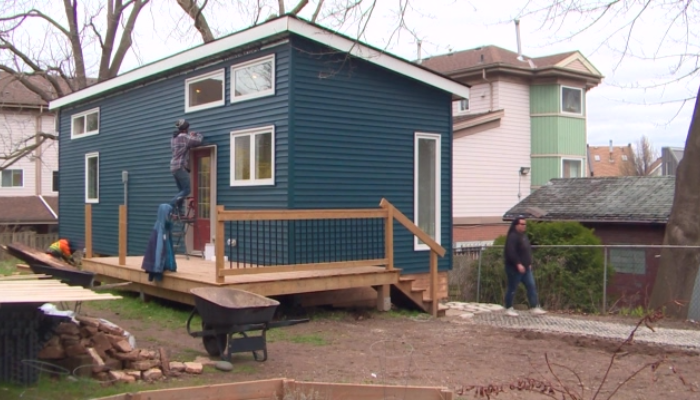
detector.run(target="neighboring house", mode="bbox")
[48,15,470,279]
[587,140,662,177]
[661,146,684,176]
[0,72,59,233]
[421,45,603,246]
[504,176,674,308]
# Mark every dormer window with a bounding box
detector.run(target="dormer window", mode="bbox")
[453,99,470,114]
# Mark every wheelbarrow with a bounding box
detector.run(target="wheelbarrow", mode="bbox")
[186,287,309,362]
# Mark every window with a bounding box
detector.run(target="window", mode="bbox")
[562,159,582,178]
[454,99,469,113]
[231,55,275,103]
[85,153,99,203]
[621,155,628,161]
[185,69,225,112]
[414,133,441,250]
[52,171,59,192]
[230,126,274,186]
[594,155,600,161]
[610,248,646,275]
[71,108,100,139]
[561,86,583,115]
[1,169,23,187]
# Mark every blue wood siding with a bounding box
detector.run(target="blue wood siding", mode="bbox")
[288,37,453,274]
[59,44,291,255]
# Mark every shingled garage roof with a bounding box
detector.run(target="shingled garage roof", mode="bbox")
[504,177,675,224]
[0,196,58,225]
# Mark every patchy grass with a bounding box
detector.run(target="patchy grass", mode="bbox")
[233,365,257,374]
[0,259,18,275]
[85,291,201,331]
[381,308,424,319]
[0,374,213,400]
[267,329,327,346]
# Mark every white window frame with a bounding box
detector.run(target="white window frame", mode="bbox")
[560,86,583,116]
[230,125,275,187]
[561,157,584,178]
[184,69,225,113]
[594,155,600,161]
[71,107,100,139]
[414,132,442,251]
[1,168,24,188]
[85,152,100,203]
[230,55,275,103]
[453,99,470,115]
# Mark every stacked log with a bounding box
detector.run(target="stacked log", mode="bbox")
[37,316,202,383]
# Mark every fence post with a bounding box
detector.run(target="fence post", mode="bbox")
[215,205,225,284]
[118,205,127,266]
[477,247,483,303]
[384,205,394,270]
[430,250,438,317]
[602,246,608,314]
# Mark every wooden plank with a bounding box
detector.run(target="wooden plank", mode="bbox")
[218,259,387,276]
[114,378,284,400]
[215,206,225,284]
[430,250,438,317]
[119,205,127,266]
[0,274,51,281]
[380,198,445,257]
[3,243,78,271]
[292,381,452,400]
[85,204,93,258]
[217,208,386,222]
[232,269,398,296]
[383,202,394,270]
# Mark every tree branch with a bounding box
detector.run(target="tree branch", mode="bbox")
[176,0,215,43]
[0,39,66,98]
[62,0,87,88]
[0,9,71,37]
[278,0,285,15]
[290,0,310,15]
[311,0,324,22]
[108,0,151,79]
[0,133,58,171]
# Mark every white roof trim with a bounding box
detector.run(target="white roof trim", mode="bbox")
[38,195,58,219]
[49,16,469,110]
[556,53,603,77]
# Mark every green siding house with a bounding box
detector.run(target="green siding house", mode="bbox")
[48,15,470,277]
[422,46,603,244]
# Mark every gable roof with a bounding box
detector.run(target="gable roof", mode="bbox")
[0,72,58,108]
[421,45,602,81]
[0,195,58,225]
[587,144,635,176]
[504,176,674,224]
[49,15,470,110]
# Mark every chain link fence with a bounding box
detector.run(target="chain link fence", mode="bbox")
[449,244,700,319]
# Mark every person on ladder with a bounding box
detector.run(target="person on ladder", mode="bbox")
[170,118,203,218]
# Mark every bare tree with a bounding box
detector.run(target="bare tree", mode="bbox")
[1,0,418,170]
[620,136,659,176]
[517,0,700,318]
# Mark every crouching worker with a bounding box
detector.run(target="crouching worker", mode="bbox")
[46,238,76,266]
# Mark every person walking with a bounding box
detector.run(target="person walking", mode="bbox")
[170,119,203,216]
[503,217,547,317]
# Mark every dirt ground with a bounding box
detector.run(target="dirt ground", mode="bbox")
[77,304,700,400]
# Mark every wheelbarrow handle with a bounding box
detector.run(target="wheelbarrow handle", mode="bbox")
[267,318,310,329]
[186,307,198,336]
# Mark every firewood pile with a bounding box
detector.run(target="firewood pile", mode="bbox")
[37,315,203,383]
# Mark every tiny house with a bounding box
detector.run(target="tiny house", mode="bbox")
[48,15,470,312]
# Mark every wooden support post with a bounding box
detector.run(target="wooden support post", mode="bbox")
[430,250,438,317]
[375,284,391,312]
[384,206,394,270]
[215,205,225,284]
[119,205,127,265]
[85,204,92,258]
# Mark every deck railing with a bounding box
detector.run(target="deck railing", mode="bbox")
[214,199,447,316]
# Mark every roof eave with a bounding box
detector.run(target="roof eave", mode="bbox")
[50,16,471,110]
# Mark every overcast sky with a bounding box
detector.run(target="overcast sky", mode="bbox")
[115,0,698,150]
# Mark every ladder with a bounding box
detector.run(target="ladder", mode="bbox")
[171,197,195,260]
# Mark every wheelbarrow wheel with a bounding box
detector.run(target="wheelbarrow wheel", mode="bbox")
[201,323,227,357]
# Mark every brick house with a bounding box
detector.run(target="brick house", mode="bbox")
[504,176,674,307]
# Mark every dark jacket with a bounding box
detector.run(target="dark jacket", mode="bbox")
[141,204,177,281]
[504,231,532,270]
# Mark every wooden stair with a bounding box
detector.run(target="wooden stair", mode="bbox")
[391,275,447,317]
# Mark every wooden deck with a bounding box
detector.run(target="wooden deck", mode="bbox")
[81,255,399,306]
